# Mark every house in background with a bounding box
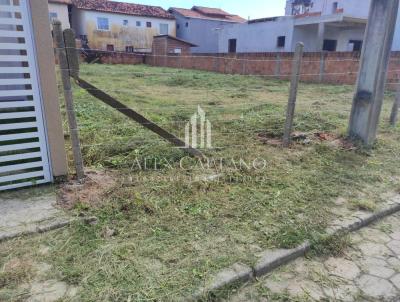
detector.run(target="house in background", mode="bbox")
[70,0,176,52]
[169,6,245,53]
[218,0,374,53]
[48,0,72,28]
[152,35,197,56]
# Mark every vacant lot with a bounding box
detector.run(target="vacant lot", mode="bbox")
[1,64,400,301]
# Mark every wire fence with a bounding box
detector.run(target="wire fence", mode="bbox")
[53,44,400,172]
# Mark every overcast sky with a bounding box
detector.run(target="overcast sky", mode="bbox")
[123,0,287,20]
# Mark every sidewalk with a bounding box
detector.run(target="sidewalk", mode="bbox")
[228,213,400,301]
[0,186,70,241]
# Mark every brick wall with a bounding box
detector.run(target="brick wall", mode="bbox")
[71,50,400,88]
[144,51,400,88]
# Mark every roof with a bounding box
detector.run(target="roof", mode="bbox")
[154,35,197,47]
[72,0,175,20]
[48,0,72,4]
[169,6,246,23]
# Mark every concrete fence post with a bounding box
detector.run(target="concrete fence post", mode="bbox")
[283,42,304,147]
[348,0,400,145]
[53,21,85,181]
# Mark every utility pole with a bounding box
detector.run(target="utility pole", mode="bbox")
[348,0,399,146]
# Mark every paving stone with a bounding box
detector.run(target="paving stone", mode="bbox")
[356,275,398,299]
[360,228,392,243]
[358,242,393,259]
[391,273,400,290]
[358,257,396,279]
[323,284,359,302]
[351,232,364,244]
[324,257,361,280]
[387,257,400,271]
[286,279,326,300]
[389,231,400,241]
[263,274,292,294]
[387,240,400,255]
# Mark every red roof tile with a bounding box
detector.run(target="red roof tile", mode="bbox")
[169,6,245,23]
[72,0,175,20]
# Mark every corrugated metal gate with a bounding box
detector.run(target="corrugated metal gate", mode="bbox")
[0,0,52,190]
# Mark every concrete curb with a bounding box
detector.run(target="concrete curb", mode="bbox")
[0,216,97,243]
[188,201,400,301]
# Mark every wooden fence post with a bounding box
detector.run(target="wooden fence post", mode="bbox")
[52,21,85,181]
[283,42,304,147]
[390,83,400,126]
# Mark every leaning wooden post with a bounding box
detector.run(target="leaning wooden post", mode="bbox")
[283,42,304,147]
[348,0,399,145]
[390,83,400,126]
[53,21,85,181]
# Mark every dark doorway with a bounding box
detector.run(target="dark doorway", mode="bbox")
[349,40,363,51]
[228,39,237,53]
[323,39,337,51]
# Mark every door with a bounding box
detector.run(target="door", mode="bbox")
[0,0,52,190]
[228,39,237,53]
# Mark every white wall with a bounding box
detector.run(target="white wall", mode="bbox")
[286,0,371,19]
[72,9,175,36]
[48,3,70,28]
[174,14,233,53]
[218,17,294,53]
[71,9,176,51]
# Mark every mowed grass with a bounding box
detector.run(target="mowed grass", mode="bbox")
[2,64,400,301]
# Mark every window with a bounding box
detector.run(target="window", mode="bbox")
[146,22,152,28]
[123,20,128,26]
[185,22,189,27]
[349,40,363,51]
[174,48,182,54]
[177,24,180,30]
[160,24,169,35]
[49,12,58,22]
[136,21,141,27]
[97,17,109,30]
[126,46,134,53]
[228,39,237,53]
[106,44,114,52]
[332,2,338,13]
[277,36,286,48]
[323,39,337,51]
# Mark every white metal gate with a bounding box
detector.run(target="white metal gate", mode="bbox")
[0,0,52,190]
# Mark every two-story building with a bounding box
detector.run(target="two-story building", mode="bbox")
[55,0,175,52]
[218,0,400,53]
[169,6,245,53]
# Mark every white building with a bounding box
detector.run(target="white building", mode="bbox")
[67,0,176,52]
[218,0,400,53]
[48,0,71,28]
[169,6,245,53]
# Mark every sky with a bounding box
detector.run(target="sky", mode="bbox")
[123,0,287,20]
